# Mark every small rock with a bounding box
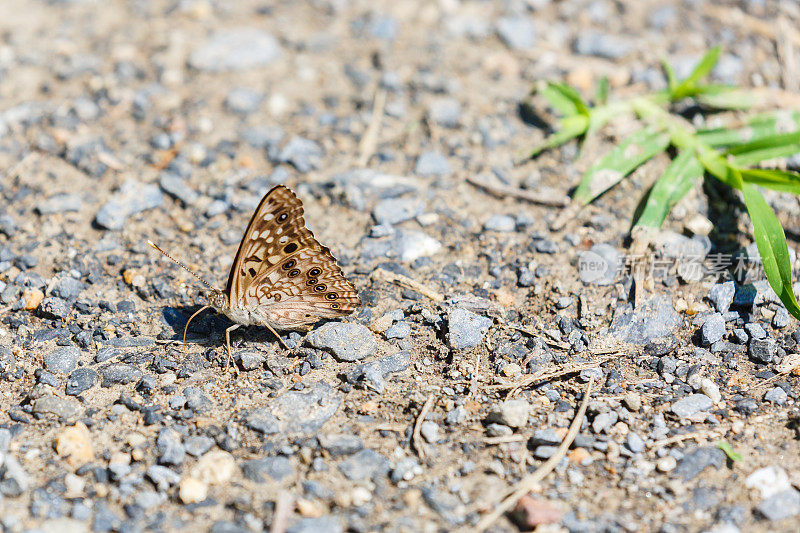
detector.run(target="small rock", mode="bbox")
[701,314,726,346]
[23,288,44,310]
[242,456,294,482]
[773,307,791,328]
[179,477,208,504]
[625,432,645,453]
[65,368,98,397]
[236,350,265,371]
[384,321,411,339]
[700,378,722,403]
[755,489,800,522]
[656,456,677,473]
[245,381,342,436]
[306,322,377,362]
[574,31,632,59]
[483,214,516,232]
[276,136,323,173]
[750,338,777,363]
[287,517,343,533]
[159,173,199,206]
[496,16,536,50]
[671,394,713,418]
[764,387,788,405]
[40,297,68,319]
[191,450,236,485]
[184,436,215,457]
[344,351,411,393]
[395,230,442,262]
[55,422,94,467]
[100,363,142,387]
[337,449,390,481]
[225,87,263,114]
[373,197,424,225]
[189,28,282,72]
[674,446,726,481]
[157,428,185,465]
[146,465,181,491]
[609,295,682,345]
[447,307,492,349]
[578,244,623,286]
[746,466,792,498]
[415,151,451,176]
[591,411,618,433]
[486,399,530,428]
[0,456,29,496]
[427,98,462,127]
[33,395,82,423]
[622,392,642,412]
[36,193,83,215]
[709,282,735,313]
[44,346,80,374]
[52,276,85,299]
[95,180,164,230]
[318,433,364,456]
[420,421,439,443]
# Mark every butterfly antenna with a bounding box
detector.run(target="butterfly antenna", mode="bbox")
[147,240,218,292]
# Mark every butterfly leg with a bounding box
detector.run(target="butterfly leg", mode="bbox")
[225,324,241,375]
[183,305,211,348]
[263,323,290,351]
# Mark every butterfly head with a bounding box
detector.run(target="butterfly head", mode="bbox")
[208,290,229,312]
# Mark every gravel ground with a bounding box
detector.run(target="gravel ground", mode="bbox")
[2,1,800,532]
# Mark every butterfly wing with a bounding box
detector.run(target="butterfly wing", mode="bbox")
[226,185,359,328]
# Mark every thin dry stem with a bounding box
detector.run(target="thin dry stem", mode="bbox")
[412,394,435,460]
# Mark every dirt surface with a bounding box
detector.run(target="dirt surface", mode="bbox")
[2,1,800,532]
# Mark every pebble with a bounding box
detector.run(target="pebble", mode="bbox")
[373,197,424,225]
[52,276,85,300]
[483,214,516,232]
[415,151,451,176]
[592,411,618,433]
[395,230,442,262]
[95,180,164,230]
[656,456,677,473]
[40,296,68,319]
[701,314,726,346]
[764,387,788,405]
[189,28,282,72]
[708,282,735,313]
[420,421,440,443]
[773,307,791,328]
[146,465,181,491]
[44,346,79,374]
[486,399,530,428]
[0,456,29,496]
[23,288,44,310]
[32,395,82,423]
[287,517,343,533]
[755,489,800,522]
[608,295,682,344]
[159,172,199,206]
[674,446,726,481]
[225,87,263,114]
[245,381,342,435]
[318,433,364,456]
[306,322,377,362]
[236,350,265,371]
[276,136,323,173]
[447,307,492,349]
[191,450,236,485]
[625,432,645,453]
[344,351,411,393]
[100,363,143,387]
[184,436,215,457]
[745,466,791,498]
[156,428,185,465]
[36,193,83,215]
[749,338,777,363]
[427,98,462,127]
[242,456,294,482]
[55,423,94,467]
[745,323,767,339]
[179,477,208,504]
[672,394,713,418]
[700,378,722,403]
[337,448,391,482]
[384,321,411,339]
[578,244,623,286]
[495,16,536,50]
[574,32,632,59]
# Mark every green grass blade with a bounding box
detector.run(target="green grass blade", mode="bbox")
[547,81,589,116]
[662,59,678,93]
[740,168,800,195]
[739,176,800,320]
[698,111,800,148]
[594,76,609,106]
[540,83,580,117]
[732,145,800,167]
[696,88,757,110]
[634,150,703,228]
[529,114,590,157]
[573,126,670,205]
[672,46,721,99]
[726,130,800,155]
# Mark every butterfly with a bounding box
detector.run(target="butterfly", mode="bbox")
[148,185,360,371]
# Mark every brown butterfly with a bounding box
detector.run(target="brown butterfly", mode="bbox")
[149,185,360,371]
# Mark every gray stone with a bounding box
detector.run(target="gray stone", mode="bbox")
[427,98,462,127]
[373,197,424,225]
[146,465,181,491]
[750,338,777,363]
[344,351,411,393]
[395,230,442,262]
[184,436,215,457]
[36,193,83,215]
[745,323,767,339]
[674,446,726,481]
[578,244,623,286]
[764,387,788,405]
[608,295,682,344]
[245,381,342,436]
[534,445,558,459]
[755,489,800,521]
[40,297,69,319]
[415,151,451,176]
[773,307,791,328]
[0,456,29,497]
[276,136,323,173]
[625,432,646,453]
[384,321,411,339]
[483,214,516,232]
[44,346,79,374]
[592,411,618,433]
[672,394,713,418]
[420,421,439,443]
[701,314,726,346]
[32,395,82,422]
[235,350,265,371]
[95,180,164,230]
[225,87,263,114]
[65,368,98,396]
[156,428,185,465]
[574,32,632,59]
[242,456,294,482]
[421,486,466,525]
[496,16,536,50]
[100,363,142,387]
[189,28,281,72]
[486,399,529,428]
[337,449,390,480]
[709,281,735,313]
[307,322,377,362]
[317,433,364,456]
[52,276,85,300]
[287,517,343,533]
[159,173,199,206]
[447,307,492,349]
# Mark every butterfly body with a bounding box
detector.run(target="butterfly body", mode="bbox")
[150,185,360,370]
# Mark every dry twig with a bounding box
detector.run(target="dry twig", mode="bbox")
[371,268,444,302]
[466,173,569,207]
[475,376,595,531]
[412,394,435,460]
[357,88,387,167]
[269,492,294,533]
